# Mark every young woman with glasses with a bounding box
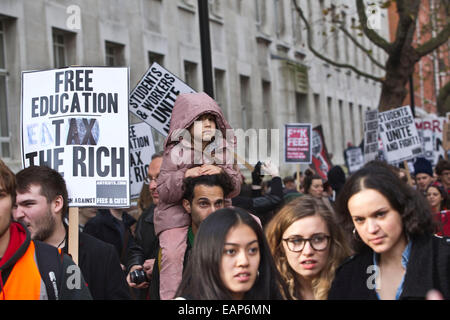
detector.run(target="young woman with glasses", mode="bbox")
[265,195,352,299]
[329,161,450,300]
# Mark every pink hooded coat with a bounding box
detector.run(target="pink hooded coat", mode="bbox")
[154,92,242,235]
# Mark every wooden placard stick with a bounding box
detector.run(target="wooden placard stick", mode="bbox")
[234,152,255,172]
[403,160,414,186]
[296,164,301,192]
[68,207,79,265]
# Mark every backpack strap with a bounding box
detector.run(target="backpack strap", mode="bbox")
[34,241,64,300]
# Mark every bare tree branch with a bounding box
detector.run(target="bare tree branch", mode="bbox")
[390,0,421,55]
[336,23,386,70]
[355,0,393,54]
[293,0,384,82]
[415,21,450,57]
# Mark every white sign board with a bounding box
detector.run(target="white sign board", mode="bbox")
[345,146,365,173]
[363,109,379,163]
[129,62,195,137]
[129,122,155,199]
[21,67,130,207]
[378,105,422,163]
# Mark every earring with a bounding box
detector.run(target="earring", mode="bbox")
[352,228,361,241]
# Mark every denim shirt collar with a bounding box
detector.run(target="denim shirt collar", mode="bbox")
[372,240,412,300]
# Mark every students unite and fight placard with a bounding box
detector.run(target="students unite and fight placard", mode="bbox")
[378,105,422,164]
[284,123,312,163]
[129,62,195,137]
[21,67,130,207]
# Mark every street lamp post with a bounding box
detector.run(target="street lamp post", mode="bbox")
[198,0,214,98]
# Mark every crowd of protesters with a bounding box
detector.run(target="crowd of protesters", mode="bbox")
[1,93,450,301]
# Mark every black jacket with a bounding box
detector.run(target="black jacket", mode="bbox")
[126,204,159,272]
[62,227,131,300]
[328,234,450,300]
[232,177,284,226]
[83,209,139,264]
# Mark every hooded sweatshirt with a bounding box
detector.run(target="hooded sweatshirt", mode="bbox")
[154,92,242,235]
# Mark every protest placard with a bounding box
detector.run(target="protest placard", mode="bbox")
[344,146,364,173]
[415,117,446,165]
[363,109,379,163]
[129,122,155,199]
[378,105,422,164]
[311,125,332,180]
[21,67,130,207]
[415,118,434,164]
[129,62,195,136]
[284,123,312,163]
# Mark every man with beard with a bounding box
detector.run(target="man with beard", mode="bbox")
[14,165,130,300]
[0,160,91,299]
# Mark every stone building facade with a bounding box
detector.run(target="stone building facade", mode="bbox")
[0,0,389,176]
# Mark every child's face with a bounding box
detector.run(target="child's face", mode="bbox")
[189,114,217,143]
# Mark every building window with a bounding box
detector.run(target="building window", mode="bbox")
[359,104,364,138]
[351,18,359,68]
[52,28,76,68]
[307,0,315,46]
[275,0,285,39]
[53,30,66,68]
[105,41,125,66]
[327,97,334,153]
[292,3,303,45]
[240,75,251,130]
[143,0,163,32]
[262,81,272,129]
[184,61,198,91]
[214,68,227,118]
[148,51,164,67]
[0,20,9,158]
[209,0,222,18]
[342,11,350,63]
[319,0,328,54]
[313,93,320,126]
[349,102,355,144]
[338,100,345,150]
[255,0,267,31]
[296,93,308,122]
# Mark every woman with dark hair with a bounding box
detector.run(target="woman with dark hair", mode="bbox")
[426,182,450,237]
[175,207,289,300]
[328,161,450,300]
[303,170,324,199]
[266,195,352,300]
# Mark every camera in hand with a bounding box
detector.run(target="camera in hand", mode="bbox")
[130,269,147,284]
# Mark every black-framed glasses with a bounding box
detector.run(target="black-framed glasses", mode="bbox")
[282,234,330,252]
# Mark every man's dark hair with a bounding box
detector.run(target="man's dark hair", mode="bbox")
[16,166,69,219]
[283,176,295,184]
[182,173,233,203]
[435,159,450,176]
